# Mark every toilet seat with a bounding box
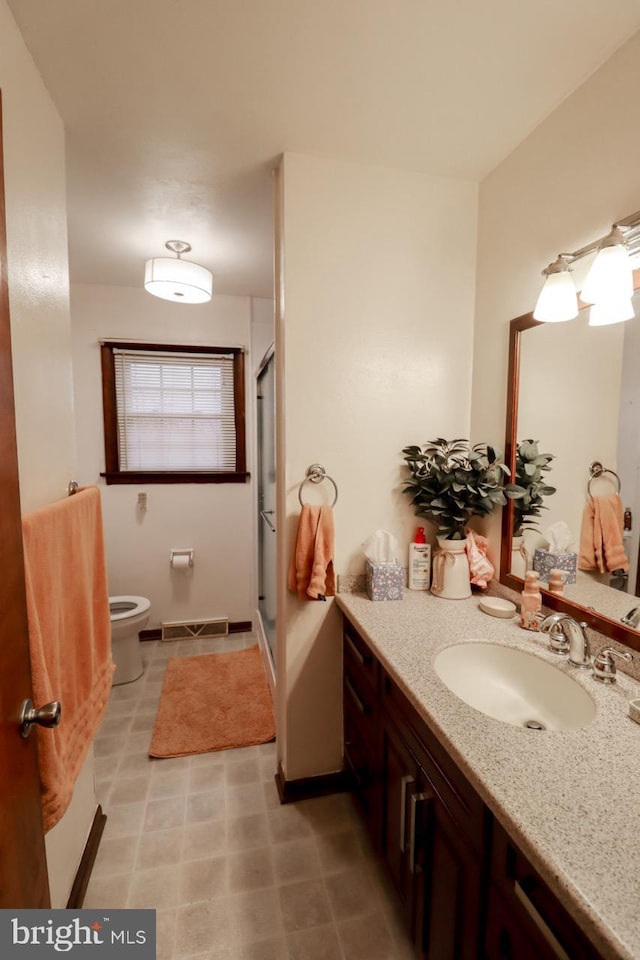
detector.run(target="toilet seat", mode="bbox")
[109,595,151,621]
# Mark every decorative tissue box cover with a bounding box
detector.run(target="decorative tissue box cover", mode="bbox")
[365,561,404,601]
[533,549,577,584]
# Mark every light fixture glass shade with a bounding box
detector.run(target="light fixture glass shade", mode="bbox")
[144,257,213,303]
[533,271,578,323]
[580,243,633,305]
[588,298,635,326]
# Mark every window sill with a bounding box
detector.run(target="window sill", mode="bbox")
[100,471,250,485]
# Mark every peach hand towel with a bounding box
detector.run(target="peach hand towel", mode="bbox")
[465,529,494,589]
[288,504,336,601]
[22,486,114,832]
[579,493,629,574]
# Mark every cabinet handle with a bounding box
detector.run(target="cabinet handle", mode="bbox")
[345,632,366,665]
[514,881,571,960]
[409,792,428,874]
[345,677,367,714]
[399,775,414,852]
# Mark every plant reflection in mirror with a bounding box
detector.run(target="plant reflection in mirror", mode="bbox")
[506,439,556,537]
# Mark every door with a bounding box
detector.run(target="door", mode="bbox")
[0,92,50,908]
[416,791,482,960]
[256,345,276,665]
[380,716,419,932]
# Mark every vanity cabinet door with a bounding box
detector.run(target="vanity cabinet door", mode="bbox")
[380,714,420,932]
[342,620,380,848]
[415,789,483,960]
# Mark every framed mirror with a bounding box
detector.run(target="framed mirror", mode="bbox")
[500,281,640,653]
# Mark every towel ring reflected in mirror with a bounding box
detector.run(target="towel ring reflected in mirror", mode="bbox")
[298,463,339,507]
[587,461,621,499]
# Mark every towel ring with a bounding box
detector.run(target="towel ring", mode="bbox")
[587,461,621,498]
[298,463,338,507]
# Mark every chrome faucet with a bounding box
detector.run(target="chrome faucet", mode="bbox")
[539,613,591,668]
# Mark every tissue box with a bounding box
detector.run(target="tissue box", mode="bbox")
[365,561,404,601]
[533,549,577,584]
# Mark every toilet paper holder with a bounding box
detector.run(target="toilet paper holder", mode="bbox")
[170,548,194,568]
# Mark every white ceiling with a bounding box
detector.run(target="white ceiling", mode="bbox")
[8,0,640,299]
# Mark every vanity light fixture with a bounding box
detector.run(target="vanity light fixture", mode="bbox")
[144,240,213,304]
[534,210,640,325]
[533,256,578,323]
[580,226,634,306]
[588,298,635,327]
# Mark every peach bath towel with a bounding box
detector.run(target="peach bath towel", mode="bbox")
[22,486,114,832]
[579,493,629,574]
[288,504,336,600]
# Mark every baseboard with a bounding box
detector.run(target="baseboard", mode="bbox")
[66,805,107,908]
[139,621,252,642]
[274,763,350,805]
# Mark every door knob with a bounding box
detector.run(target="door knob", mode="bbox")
[19,699,62,738]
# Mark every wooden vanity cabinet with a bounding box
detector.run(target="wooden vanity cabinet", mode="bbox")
[342,615,605,960]
[342,616,489,958]
[381,671,488,959]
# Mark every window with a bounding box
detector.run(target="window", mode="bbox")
[100,341,247,483]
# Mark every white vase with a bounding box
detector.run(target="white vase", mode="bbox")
[511,535,528,579]
[431,536,471,600]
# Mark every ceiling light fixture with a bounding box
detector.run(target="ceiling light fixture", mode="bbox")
[144,240,213,304]
[533,211,640,325]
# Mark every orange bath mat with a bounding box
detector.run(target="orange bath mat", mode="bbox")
[149,645,275,758]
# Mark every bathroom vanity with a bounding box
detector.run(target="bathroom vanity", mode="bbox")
[336,591,640,960]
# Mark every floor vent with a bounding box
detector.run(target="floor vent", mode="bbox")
[161,618,229,642]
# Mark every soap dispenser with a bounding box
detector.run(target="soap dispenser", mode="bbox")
[520,571,542,631]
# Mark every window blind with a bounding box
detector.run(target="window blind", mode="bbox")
[113,349,237,471]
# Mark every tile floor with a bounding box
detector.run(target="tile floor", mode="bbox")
[86,633,416,960]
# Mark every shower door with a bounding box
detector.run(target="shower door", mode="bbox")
[257,346,276,666]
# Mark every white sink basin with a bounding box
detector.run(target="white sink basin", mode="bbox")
[434,642,596,731]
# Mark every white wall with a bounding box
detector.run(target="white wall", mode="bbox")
[473,28,640,567]
[1,0,95,908]
[278,152,478,780]
[1,2,76,513]
[71,283,257,628]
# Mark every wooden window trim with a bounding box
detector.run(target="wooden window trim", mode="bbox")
[100,340,248,485]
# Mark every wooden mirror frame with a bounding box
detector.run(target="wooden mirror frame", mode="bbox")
[500,304,640,654]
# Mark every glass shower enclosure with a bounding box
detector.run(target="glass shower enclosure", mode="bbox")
[256,345,276,667]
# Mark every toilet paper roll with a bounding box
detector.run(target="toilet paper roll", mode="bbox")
[171,554,191,570]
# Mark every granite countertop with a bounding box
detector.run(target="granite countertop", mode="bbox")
[335,590,640,960]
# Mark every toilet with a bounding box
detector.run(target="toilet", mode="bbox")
[109,596,150,685]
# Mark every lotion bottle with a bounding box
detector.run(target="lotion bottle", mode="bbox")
[408,527,431,590]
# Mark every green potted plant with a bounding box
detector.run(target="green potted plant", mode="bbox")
[504,439,556,577]
[402,439,511,598]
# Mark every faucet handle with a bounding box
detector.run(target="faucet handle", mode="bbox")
[592,647,633,684]
[547,621,570,655]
